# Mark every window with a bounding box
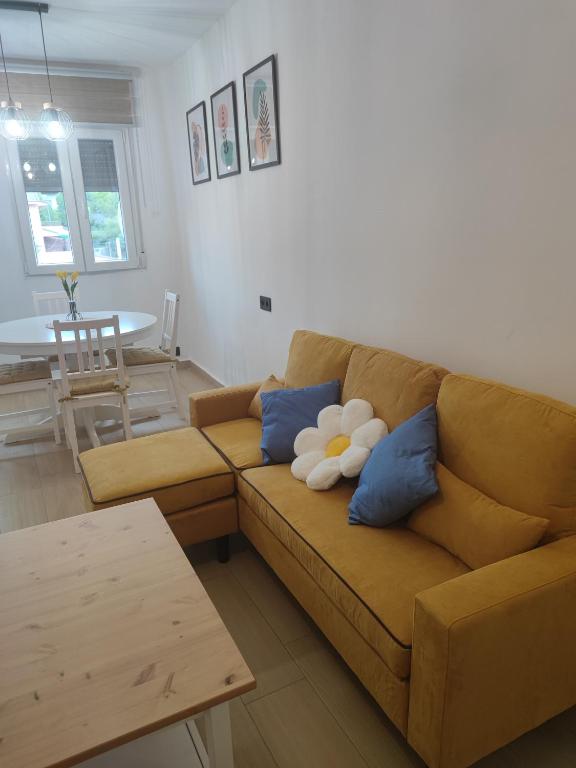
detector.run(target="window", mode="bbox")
[8,126,141,275]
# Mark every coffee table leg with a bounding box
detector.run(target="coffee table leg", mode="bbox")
[204,702,233,767]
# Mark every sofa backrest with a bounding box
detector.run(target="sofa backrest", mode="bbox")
[284,330,355,389]
[437,374,576,542]
[342,344,449,430]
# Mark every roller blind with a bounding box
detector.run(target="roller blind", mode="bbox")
[78,138,119,192]
[20,138,62,193]
[0,74,133,124]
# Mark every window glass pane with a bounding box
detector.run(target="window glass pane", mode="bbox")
[78,138,127,263]
[18,139,74,266]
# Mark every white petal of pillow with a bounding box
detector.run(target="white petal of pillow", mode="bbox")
[291,450,326,481]
[351,418,389,450]
[341,399,374,436]
[317,404,344,441]
[294,427,326,457]
[339,445,371,478]
[306,457,342,491]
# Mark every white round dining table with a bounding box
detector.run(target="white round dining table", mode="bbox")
[0,311,158,447]
[0,311,157,358]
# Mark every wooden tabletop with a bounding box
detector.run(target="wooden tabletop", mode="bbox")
[0,499,255,768]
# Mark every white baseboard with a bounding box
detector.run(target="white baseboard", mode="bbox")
[177,358,223,388]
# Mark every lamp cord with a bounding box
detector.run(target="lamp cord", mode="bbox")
[38,9,53,103]
[0,31,12,101]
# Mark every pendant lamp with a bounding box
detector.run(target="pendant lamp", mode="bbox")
[37,8,72,141]
[0,31,31,140]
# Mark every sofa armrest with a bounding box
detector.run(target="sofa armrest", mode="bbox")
[189,382,261,428]
[408,535,576,768]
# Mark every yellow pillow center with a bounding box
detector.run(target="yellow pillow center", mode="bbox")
[325,434,351,458]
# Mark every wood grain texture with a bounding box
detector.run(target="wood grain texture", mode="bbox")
[0,499,255,768]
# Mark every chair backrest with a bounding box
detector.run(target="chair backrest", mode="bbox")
[53,315,128,399]
[32,290,70,317]
[160,290,180,356]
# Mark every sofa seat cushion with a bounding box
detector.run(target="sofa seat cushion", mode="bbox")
[238,464,469,679]
[80,427,234,514]
[202,418,264,470]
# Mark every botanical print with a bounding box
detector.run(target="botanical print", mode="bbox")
[243,55,281,170]
[186,101,211,185]
[191,122,206,175]
[211,82,241,178]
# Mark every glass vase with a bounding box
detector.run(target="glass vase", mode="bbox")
[66,299,82,321]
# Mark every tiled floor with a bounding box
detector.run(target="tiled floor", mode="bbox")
[1,365,576,767]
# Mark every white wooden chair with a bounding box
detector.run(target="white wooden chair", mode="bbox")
[53,316,132,473]
[106,291,186,420]
[0,360,60,444]
[32,290,70,317]
[21,291,72,363]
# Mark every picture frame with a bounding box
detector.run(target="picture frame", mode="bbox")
[210,81,241,179]
[243,54,281,171]
[186,100,211,185]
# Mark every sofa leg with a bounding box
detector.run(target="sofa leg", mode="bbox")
[216,536,230,564]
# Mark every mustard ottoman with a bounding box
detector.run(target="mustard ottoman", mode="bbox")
[79,427,237,561]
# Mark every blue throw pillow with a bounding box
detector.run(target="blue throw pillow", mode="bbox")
[260,379,340,465]
[348,404,438,527]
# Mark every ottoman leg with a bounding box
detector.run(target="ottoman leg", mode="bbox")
[216,535,230,564]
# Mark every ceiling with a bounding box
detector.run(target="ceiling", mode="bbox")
[0,0,235,69]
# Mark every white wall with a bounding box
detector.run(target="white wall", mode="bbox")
[154,0,576,404]
[0,68,180,356]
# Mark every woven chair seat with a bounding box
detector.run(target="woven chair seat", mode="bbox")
[106,346,174,367]
[60,374,131,399]
[0,360,51,386]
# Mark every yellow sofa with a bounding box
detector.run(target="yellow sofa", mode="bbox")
[191,330,576,768]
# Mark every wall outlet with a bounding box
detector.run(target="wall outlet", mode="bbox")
[260,295,272,312]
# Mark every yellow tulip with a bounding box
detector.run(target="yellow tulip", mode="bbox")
[71,271,80,281]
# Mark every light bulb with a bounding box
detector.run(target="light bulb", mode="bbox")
[39,103,73,142]
[23,162,31,172]
[48,162,56,172]
[27,172,34,179]
[7,119,24,138]
[0,101,31,141]
[48,121,64,139]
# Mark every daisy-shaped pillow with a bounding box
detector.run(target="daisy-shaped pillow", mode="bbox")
[291,399,388,490]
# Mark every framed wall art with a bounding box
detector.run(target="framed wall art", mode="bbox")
[210,81,241,178]
[243,54,281,171]
[186,100,211,185]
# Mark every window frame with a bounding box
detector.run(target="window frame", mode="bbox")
[7,124,143,276]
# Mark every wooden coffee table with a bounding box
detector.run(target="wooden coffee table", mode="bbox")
[0,499,255,768]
